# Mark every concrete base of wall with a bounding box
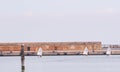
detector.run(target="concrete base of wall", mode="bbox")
[0,50,120,56]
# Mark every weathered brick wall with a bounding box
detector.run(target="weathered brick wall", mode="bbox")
[0,42,101,51]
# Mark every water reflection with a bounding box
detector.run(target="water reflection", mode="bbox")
[22,69,25,72]
[1,56,120,72]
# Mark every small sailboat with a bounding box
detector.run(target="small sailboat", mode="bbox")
[83,47,88,55]
[106,48,111,56]
[37,48,42,57]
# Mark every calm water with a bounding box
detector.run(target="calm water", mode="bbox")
[0,55,120,72]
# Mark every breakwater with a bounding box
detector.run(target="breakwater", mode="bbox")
[1,50,120,56]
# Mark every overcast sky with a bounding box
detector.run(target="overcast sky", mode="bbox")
[0,0,120,44]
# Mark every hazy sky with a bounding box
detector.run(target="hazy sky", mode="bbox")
[0,0,120,44]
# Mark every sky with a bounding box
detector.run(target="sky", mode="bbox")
[0,0,120,44]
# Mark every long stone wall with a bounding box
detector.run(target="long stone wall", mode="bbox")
[0,42,101,52]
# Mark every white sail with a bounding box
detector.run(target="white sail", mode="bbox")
[37,48,42,57]
[106,48,111,55]
[83,47,88,55]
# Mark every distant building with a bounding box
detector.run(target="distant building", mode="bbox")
[102,44,120,50]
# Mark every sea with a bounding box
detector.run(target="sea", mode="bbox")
[0,55,120,72]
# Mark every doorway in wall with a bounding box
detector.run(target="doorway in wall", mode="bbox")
[27,47,30,51]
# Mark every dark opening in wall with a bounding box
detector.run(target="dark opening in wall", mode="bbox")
[64,52,67,55]
[27,47,30,51]
[55,47,57,50]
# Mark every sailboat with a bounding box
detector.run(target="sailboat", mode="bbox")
[106,48,111,56]
[83,47,88,55]
[37,48,42,57]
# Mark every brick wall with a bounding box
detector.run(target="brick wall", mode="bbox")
[0,42,101,51]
